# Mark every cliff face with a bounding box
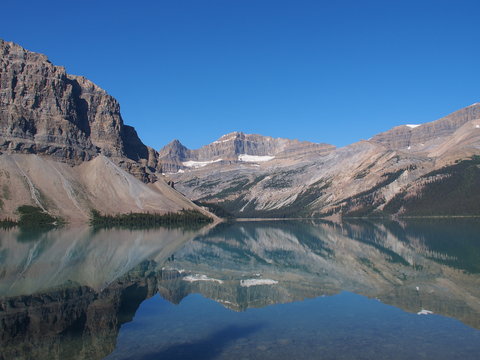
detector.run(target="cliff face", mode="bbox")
[371,103,480,151]
[0,39,158,181]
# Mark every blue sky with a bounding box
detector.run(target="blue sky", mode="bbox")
[2,0,479,149]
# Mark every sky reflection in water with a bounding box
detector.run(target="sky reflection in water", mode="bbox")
[108,291,480,360]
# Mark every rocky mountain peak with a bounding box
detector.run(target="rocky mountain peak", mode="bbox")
[216,131,245,141]
[0,39,159,181]
[158,131,335,173]
[159,139,189,160]
[1,39,50,65]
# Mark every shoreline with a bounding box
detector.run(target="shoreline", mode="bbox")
[232,215,480,222]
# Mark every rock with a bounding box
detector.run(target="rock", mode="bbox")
[0,39,160,181]
[371,103,480,150]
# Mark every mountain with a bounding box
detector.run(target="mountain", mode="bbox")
[163,103,480,218]
[158,131,335,173]
[0,39,208,222]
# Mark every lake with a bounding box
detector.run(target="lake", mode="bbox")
[1,219,480,359]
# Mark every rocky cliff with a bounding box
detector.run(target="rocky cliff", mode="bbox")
[0,39,158,181]
[371,103,480,152]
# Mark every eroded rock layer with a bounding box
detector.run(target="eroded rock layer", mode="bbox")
[0,39,158,181]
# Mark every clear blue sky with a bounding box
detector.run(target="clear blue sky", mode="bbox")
[2,0,479,150]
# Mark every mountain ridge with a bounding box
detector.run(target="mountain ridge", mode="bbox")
[165,103,480,218]
[159,131,335,172]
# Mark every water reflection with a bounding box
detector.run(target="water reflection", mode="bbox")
[0,226,208,360]
[1,219,480,359]
[137,324,263,360]
[163,220,480,328]
[0,226,205,296]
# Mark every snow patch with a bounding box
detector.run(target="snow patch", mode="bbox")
[417,309,433,315]
[183,159,223,168]
[475,125,480,129]
[218,299,234,305]
[213,138,234,144]
[406,124,420,129]
[238,154,275,162]
[162,268,186,274]
[183,274,224,284]
[177,169,185,173]
[240,279,278,287]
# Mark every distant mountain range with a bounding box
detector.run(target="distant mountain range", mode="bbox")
[158,132,335,173]
[162,103,480,218]
[1,39,479,221]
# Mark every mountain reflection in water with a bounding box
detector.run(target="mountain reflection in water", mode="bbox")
[1,219,480,359]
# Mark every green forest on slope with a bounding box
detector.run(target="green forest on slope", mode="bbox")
[384,156,480,216]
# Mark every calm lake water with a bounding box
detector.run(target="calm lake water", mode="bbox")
[1,219,480,359]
